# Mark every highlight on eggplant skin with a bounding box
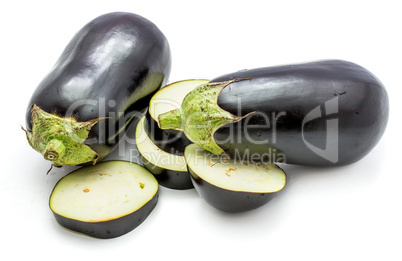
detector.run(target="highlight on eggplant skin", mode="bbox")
[49,161,159,239]
[23,12,171,167]
[158,60,389,167]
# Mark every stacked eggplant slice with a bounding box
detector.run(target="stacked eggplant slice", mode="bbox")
[136,79,208,189]
[135,79,288,211]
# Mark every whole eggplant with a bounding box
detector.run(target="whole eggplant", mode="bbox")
[23,12,171,166]
[158,60,388,167]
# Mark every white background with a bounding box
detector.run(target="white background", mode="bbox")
[1,0,401,260]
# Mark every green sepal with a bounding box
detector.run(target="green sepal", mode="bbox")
[22,104,104,166]
[158,79,253,155]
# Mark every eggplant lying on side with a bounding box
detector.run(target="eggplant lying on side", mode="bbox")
[23,12,171,167]
[159,60,389,167]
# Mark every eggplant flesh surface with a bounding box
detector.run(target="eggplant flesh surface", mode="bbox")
[211,60,389,166]
[24,12,171,166]
[49,161,159,239]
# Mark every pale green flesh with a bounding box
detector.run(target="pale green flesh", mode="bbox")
[185,144,286,193]
[23,104,103,166]
[158,79,253,155]
[49,161,158,222]
[149,79,209,123]
[136,116,187,172]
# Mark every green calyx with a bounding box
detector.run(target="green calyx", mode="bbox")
[158,79,253,155]
[22,104,103,166]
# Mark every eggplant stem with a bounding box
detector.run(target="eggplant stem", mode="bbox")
[158,78,253,155]
[158,109,183,131]
[23,104,102,166]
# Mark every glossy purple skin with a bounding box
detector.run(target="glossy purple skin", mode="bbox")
[211,60,389,166]
[142,156,194,190]
[26,12,171,159]
[188,165,282,213]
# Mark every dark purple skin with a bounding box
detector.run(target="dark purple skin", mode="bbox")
[211,60,389,166]
[25,12,171,160]
[188,166,282,213]
[145,111,192,156]
[141,156,194,190]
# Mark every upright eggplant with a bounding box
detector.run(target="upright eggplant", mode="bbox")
[158,60,389,167]
[23,12,171,166]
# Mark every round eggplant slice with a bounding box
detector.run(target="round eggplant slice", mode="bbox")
[145,79,209,155]
[136,115,193,190]
[49,161,158,239]
[185,144,286,213]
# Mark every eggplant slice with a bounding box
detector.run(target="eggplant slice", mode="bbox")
[49,161,158,239]
[185,144,286,213]
[136,115,192,189]
[145,79,209,155]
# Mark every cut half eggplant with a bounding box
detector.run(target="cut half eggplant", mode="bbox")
[185,144,286,213]
[145,79,209,155]
[159,60,388,167]
[136,116,192,189]
[49,161,158,239]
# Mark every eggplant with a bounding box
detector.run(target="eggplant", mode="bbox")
[185,144,286,212]
[145,79,209,155]
[159,60,389,167]
[23,12,171,167]
[49,161,159,239]
[136,115,193,190]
